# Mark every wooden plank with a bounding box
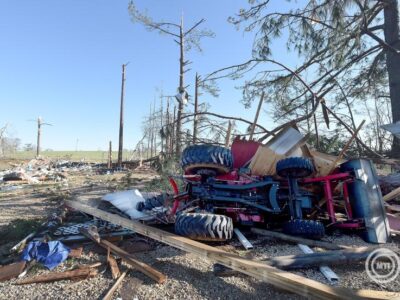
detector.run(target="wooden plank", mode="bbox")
[101,239,165,284]
[251,228,348,250]
[0,261,26,282]
[249,146,284,176]
[16,267,98,285]
[66,200,364,300]
[108,255,121,279]
[354,289,400,300]
[102,270,128,300]
[80,226,166,284]
[383,186,400,202]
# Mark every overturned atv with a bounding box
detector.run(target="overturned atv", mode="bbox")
[171,144,390,244]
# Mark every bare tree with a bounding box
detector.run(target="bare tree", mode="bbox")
[128,2,214,153]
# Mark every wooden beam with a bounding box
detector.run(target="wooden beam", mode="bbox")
[66,200,364,299]
[102,270,128,300]
[251,228,348,250]
[108,255,121,280]
[383,186,400,201]
[80,226,166,284]
[0,261,26,282]
[16,267,98,285]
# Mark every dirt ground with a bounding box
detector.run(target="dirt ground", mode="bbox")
[0,167,399,299]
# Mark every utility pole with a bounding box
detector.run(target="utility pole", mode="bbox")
[107,141,112,169]
[37,117,41,157]
[35,117,52,157]
[118,63,128,168]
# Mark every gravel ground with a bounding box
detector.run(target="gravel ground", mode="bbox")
[0,169,399,299]
[1,235,399,300]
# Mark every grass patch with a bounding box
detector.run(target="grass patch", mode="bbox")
[0,218,43,244]
[3,150,136,163]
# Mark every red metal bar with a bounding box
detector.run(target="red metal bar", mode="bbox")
[302,172,352,183]
[323,180,336,223]
[342,181,353,219]
[169,177,180,215]
[169,177,179,195]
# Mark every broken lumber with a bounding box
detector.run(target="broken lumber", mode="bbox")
[102,270,128,300]
[66,200,368,299]
[251,228,348,250]
[16,267,98,285]
[383,186,400,202]
[355,289,400,300]
[80,226,166,284]
[0,261,26,282]
[108,255,121,279]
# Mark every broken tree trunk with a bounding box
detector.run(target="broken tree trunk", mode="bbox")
[225,121,232,148]
[66,200,370,299]
[16,267,98,285]
[249,92,264,140]
[193,73,199,144]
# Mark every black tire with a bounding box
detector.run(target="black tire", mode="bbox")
[175,213,233,241]
[276,157,314,178]
[181,145,233,175]
[283,219,325,239]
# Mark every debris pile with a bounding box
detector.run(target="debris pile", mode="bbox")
[1,127,400,298]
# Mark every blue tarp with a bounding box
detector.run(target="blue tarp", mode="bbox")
[22,241,70,270]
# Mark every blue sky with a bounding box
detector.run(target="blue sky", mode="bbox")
[0,0,296,150]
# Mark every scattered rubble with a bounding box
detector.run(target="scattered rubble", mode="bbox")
[0,131,399,299]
